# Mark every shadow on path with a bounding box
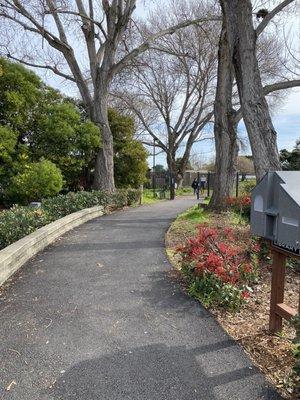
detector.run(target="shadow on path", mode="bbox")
[0,198,282,400]
[48,343,276,400]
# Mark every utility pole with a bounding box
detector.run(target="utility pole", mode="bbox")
[152,138,156,197]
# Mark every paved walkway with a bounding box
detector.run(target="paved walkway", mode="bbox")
[0,198,281,400]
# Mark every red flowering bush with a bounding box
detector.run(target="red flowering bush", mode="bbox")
[227,195,251,220]
[177,225,259,310]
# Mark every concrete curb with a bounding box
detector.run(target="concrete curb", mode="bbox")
[0,206,104,286]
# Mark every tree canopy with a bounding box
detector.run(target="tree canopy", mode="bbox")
[280,140,300,171]
[0,58,148,205]
[109,109,148,188]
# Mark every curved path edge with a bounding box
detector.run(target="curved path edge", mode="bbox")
[0,205,103,286]
[0,197,282,400]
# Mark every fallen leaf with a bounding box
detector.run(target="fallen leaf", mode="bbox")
[6,380,16,391]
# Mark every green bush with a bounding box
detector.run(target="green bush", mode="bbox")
[240,179,256,195]
[90,190,112,208]
[187,272,247,311]
[42,191,99,219]
[126,188,142,205]
[0,206,50,249]
[109,190,129,209]
[9,160,63,204]
[42,189,141,219]
[0,188,141,250]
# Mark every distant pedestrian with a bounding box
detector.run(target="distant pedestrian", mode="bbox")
[191,178,199,195]
[200,175,207,194]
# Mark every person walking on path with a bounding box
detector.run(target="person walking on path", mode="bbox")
[191,178,199,196]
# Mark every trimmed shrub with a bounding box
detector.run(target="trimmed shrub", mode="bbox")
[9,160,63,204]
[0,206,50,249]
[42,191,99,219]
[109,189,129,209]
[0,188,141,250]
[91,190,112,208]
[126,188,142,205]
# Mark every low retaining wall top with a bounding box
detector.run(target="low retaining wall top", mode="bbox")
[0,206,103,287]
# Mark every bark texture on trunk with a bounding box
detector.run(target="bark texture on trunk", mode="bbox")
[175,135,195,190]
[209,22,238,211]
[167,153,176,200]
[176,176,184,189]
[93,90,115,192]
[221,0,281,180]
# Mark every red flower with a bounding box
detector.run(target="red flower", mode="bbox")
[195,262,205,275]
[243,263,252,274]
[241,196,251,206]
[242,290,251,299]
[215,266,225,276]
[206,252,223,270]
[190,245,206,258]
[251,243,261,253]
[217,242,228,253]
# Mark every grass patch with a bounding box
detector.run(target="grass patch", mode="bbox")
[166,205,209,249]
[142,194,160,205]
[142,187,193,204]
[230,211,249,226]
[177,205,209,223]
[142,189,170,204]
[176,187,193,196]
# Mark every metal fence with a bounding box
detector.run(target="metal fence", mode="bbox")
[147,170,255,198]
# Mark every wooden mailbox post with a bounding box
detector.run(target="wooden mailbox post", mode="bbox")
[269,242,299,333]
[250,171,300,334]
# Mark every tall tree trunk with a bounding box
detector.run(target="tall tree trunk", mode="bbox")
[209,21,238,211]
[176,175,184,189]
[221,0,281,180]
[176,137,194,190]
[167,153,176,200]
[93,90,115,192]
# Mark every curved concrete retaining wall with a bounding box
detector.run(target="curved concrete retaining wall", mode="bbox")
[0,206,104,286]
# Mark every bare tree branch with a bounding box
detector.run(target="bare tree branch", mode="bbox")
[6,53,76,82]
[233,78,300,124]
[112,16,221,75]
[256,0,295,36]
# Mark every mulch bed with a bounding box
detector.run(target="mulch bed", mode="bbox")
[166,212,299,399]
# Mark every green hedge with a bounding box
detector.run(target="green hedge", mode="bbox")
[0,189,141,250]
[0,206,51,249]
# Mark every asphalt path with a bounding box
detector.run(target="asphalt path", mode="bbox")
[0,197,282,399]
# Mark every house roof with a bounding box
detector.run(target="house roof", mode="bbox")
[276,171,300,207]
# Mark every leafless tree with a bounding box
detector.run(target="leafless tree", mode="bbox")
[221,0,298,179]
[209,0,300,210]
[113,3,218,199]
[0,0,220,192]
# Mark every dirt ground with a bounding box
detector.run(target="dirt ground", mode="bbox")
[166,211,299,399]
